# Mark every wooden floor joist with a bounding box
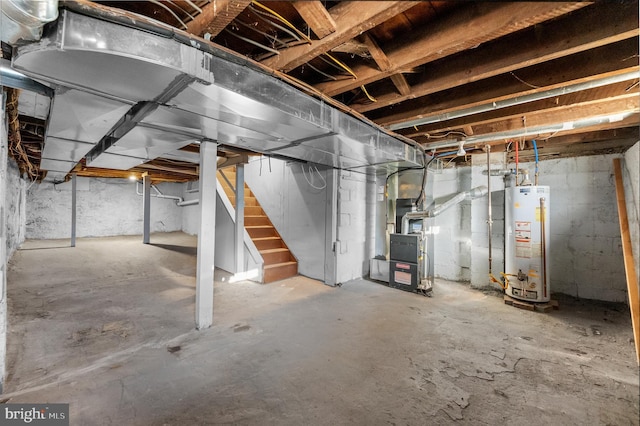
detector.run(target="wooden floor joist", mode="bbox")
[613,158,640,365]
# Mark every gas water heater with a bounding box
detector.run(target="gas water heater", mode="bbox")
[505,186,550,302]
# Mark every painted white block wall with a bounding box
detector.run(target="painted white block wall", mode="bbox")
[469,153,507,289]
[1,93,27,391]
[181,184,261,277]
[244,158,328,281]
[432,152,629,302]
[622,142,640,286]
[530,155,626,302]
[335,170,375,284]
[5,161,26,256]
[26,179,183,239]
[431,166,473,281]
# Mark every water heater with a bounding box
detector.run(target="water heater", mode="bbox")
[505,186,550,302]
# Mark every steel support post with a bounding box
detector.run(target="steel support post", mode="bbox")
[196,141,218,329]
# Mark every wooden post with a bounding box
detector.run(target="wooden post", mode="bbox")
[613,158,639,364]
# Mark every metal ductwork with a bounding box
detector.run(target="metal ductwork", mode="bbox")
[9,5,422,181]
[1,0,58,44]
[401,185,488,234]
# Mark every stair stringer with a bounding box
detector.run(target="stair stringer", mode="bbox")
[216,180,264,283]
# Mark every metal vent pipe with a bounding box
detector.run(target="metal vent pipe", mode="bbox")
[1,0,58,44]
[401,185,488,234]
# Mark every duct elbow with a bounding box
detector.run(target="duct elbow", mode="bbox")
[466,185,488,199]
[1,0,58,44]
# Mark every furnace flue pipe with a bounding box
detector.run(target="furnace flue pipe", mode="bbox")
[401,185,488,234]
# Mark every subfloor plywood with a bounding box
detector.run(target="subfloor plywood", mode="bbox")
[5,232,639,424]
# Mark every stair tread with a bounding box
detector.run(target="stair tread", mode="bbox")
[260,248,289,254]
[264,261,297,269]
[253,236,281,241]
[246,225,275,229]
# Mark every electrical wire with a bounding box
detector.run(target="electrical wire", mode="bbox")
[415,153,435,208]
[307,62,338,81]
[251,1,312,43]
[324,53,357,79]
[234,19,288,49]
[183,0,202,14]
[249,5,303,43]
[510,71,540,89]
[302,164,327,190]
[361,85,377,102]
[166,0,195,21]
[318,54,352,74]
[147,0,188,30]
[424,131,468,139]
[223,28,280,55]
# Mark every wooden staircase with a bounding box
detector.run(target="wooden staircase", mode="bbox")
[218,167,298,283]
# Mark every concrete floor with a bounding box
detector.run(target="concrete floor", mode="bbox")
[4,232,639,425]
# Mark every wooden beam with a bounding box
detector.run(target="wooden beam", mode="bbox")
[186,0,251,37]
[261,1,420,72]
[534,127,640,147]
[292,1,336,39]
[315,2,589,97]
[137,162,199,176]
[373,38,639,127]
[353,2,639,113]
[613,158,640,365]
[361,34,411,96]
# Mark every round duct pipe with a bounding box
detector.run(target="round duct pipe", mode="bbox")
[1,0,58,44]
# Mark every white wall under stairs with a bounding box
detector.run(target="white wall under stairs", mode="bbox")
[244,158,329,281]
[181,181,263,281]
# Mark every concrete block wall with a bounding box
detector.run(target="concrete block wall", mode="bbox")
[1,92,28,391]
[531,154,626,302]
[26,179,183,239]
[432,152,630,302]
[244,158,329,281]
[469,153,507,289]
[5,161,26,257]
[431,166,473,282]
[335,170,376,284]
[622,142,640,287]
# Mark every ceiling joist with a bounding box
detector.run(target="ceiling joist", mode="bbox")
[260,1,420,72]
[291,1,336,39]
[355,1,639,114]
[186,0,252,38]
[315,2,590,97]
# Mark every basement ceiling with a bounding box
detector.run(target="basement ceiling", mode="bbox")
[2,0,639,182]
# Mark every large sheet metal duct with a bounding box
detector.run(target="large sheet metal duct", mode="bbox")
[11,6,421,179]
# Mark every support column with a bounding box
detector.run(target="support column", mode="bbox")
[142,173,151,244]
[324,169,339,286]
[196,141,217,329]
[235,164,245,273]
[71,172,77,247]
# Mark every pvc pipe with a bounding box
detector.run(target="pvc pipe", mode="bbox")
[136,181,190,205]
[177,199,199,207]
